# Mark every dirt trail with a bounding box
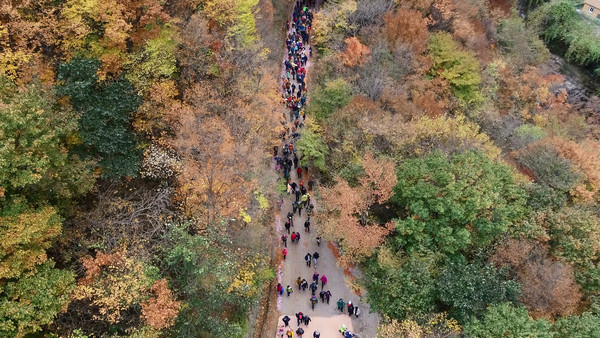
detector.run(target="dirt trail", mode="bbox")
[270,3,379,338]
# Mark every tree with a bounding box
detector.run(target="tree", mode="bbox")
[464,303,552,338]
[312,0,357,54]
[376,313,461,337]
[319,152,396,262]
[0,81,95,199]
[306,78,353,121]
[428,32,482,104]
[497,15,550,69]
[141,279,181,330]
[552,312,600,337]
[392,151,527,256]
[383,8,429,53]
[366,251,437,320]
[71,249,155,327]
[493,239,582,318]
[173,106,258,226]
[539,207,600,293]
[203,0,260,48]
[296,121,329,171]
[340,37,371,67]
[0,202,61,279]
[401,115,501,160]
[515,142,581,192]
[529,0,578,42]
[161,223,271,337]
[438,261,521,322]
[57,57,142,179]
[0,261,75,338]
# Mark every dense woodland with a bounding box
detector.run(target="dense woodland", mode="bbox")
[2,0,600,337]
[306,0,600,336]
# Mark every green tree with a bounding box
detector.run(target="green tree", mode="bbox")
[162,224,271,337]
[365,251,436,320]
[392,151,527,255]
[0,200,75,337]
[126,25,178,94]
[464,303,552,338]
[552,312,600,338]
[529,0,578,42]
[516,143,581,192]
[296,121,329,171]
[0,81,95,200]
[497,15,550,69]
[0,261,75,337]
[57,57,142,179]
[306,78,352,121]
[540,207,600,293]
[428,32,482,104]
[0,261,75,338]
[438,261,521,322]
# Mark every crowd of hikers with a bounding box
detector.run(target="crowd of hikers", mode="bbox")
[275,2,360,337]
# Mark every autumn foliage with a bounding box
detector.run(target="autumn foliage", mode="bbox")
[141,279,181,330]
[493,240,581,319]
[319,153,396,262]
[341,37,371,67]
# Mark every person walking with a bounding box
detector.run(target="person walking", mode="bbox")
[316,236,321,246]
[277,283,284,295]
[282,247,288,260]
[309,281,318,295]
[301,279,308,292]
[296,276,302,290]
[296,312,304,326]
[354,306,360,318]
[312,272,319,283]
[286,327,294,338]
[285,220,291,234]
[290,232,296,243]
[296,327,304,337]
[282,234,288,247]
[313,331,320,338]
[310,295,318,310]
[283,314,291,326]
[303,315,311,326]
[319,290,325,303]
[278,325,285,338]
[312,251,319,267]
[320,274,327,290]
[301,193,308,205]
[295,231,301,243]
[286,285,293,296]
[305,253,312,267]
[297,201,303,217]
[347,301,354,317]
[325,290,332,304]
[337,298,345,312]
[295,189,301,202]
[304,219,310,233]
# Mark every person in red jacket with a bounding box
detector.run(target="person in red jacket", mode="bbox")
[283,247,288,260]
[297,167,302,178]
[320,274,327,290]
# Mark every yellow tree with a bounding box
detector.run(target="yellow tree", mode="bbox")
[173,105,258,227]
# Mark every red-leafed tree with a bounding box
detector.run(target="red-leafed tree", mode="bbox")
[318,152,396,263]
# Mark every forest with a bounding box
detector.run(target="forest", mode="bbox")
[2,0,600,337]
